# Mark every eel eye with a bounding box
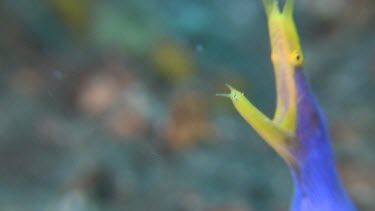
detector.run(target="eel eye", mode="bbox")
[288,50,304,67]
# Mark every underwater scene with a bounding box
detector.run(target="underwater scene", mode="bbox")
[0,0,374,210]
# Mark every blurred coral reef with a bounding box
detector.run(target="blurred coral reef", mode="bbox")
[0,0,374,210]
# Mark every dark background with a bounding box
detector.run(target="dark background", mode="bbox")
[0,0,374,210]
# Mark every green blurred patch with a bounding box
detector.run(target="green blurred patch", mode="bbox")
[152,41,196,85]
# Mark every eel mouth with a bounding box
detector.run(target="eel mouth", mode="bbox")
[215,84,240,99]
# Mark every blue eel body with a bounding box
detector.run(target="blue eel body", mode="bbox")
[291,69,356,211]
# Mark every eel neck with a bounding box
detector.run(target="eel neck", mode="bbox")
[289,69,356,211]
[290,152,356,211]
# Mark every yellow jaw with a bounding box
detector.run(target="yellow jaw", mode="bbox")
[218,0,304,163]
[217,85,295,162]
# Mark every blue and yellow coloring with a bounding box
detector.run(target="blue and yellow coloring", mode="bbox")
[218,0,356,210]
